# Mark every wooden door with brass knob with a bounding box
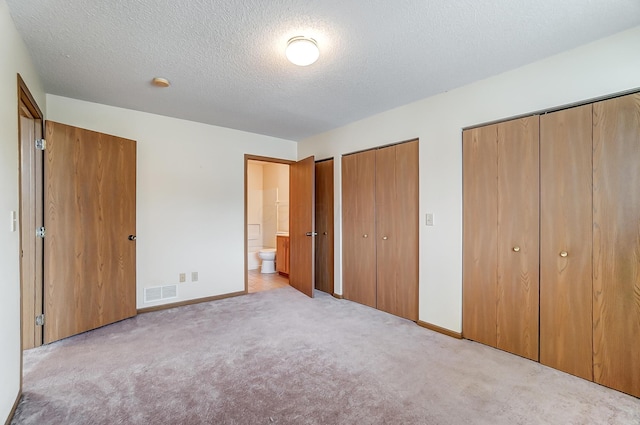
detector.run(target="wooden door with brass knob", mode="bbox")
[540,104,593,380]
[375,141,419,321]
[496,116,539,361]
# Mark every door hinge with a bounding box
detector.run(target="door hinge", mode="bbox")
[35,314,45,326]
[36,226,45,238]
[35,139,46,150]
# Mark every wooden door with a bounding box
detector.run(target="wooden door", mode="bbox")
[314,159,334,294]
[44,121,137,343]
[19,114,44,349]
[592,93,640,397]
[289,156,315,298]
[540,105,593,380]
[462,125,498,347]
[342,150,377,308]
[276,235,290,275]
[376,141,419,320]
[496,116,539,361]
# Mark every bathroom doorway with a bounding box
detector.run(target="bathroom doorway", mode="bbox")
[245,156,291,293]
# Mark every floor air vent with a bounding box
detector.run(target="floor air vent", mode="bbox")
[144,284,177,303]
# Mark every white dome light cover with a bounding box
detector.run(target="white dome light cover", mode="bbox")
[286,36,319,66]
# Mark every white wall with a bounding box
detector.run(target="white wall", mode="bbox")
[0,0,45,421]
[263,162,289,242]
[299,26,640,333]
[46,95,297,308]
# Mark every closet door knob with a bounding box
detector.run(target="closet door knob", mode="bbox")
[382,236,388,240]
[512,246,520,252]
[323,232,328,235]
[560,251,568,258]
[363,234,368,238]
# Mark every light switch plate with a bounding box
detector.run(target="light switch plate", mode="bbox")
[426,213,434,226]
[10,211,17,232]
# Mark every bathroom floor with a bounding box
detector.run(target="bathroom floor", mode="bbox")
[248,269,289,293]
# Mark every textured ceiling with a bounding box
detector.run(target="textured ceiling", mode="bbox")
[6,0,640,141]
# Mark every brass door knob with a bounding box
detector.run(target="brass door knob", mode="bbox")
[363,234,368,238]
[382,236,389,240]
[560,251,568,258]
[512,246,520,252]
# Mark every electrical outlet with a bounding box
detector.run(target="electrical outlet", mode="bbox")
[179,273,186,283]
[191,272,198,282]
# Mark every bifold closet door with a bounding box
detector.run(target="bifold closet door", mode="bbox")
[462,125,498,347]
[592,93,640,398]
[375,141,419,321]
[496,117,539,361]
[540,105,593,380]
[342,150,377,308]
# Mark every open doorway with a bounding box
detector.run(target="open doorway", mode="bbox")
[245,156,292,294]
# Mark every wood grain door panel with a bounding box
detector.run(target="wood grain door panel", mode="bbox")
[342,151,377,307]
[44,121,136,343]
[314,159,334,294]
[289,156,315,298]
[276,235,290,275]
[540,105,593,380]
[496,116,540,361]
[592,93,640,397]
[376,141,419,320]
[462,125,498,347]
[20,115,39,349]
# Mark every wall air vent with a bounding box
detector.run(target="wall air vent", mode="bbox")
[144,284,178,303]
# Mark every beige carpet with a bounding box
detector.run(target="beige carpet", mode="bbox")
[12,287,640,424]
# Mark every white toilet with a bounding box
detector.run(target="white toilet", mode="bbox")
[258,248,277,274]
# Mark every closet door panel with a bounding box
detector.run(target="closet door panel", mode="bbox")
[315,159,334,294]
[540,105,593,380]
[342,151,377,308]
[462,125,498,347]
[593,93,640,397]
[496,116,540,361]
[376,141,419,321]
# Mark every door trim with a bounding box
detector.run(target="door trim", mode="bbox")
[244,155,294,293]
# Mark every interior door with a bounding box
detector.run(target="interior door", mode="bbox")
[289,155,315,298]
[19,113,43,349]
[592,93,640,398]
[44,121,137,343]
[314,159,334,294]
[462,125,498,347]
[375,141,419,321]
[540,104,593,380]
[342,150,377,307]
[496,116,539,361]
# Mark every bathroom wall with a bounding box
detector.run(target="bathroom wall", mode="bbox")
[262,163,290,247]
[247,161,264,251]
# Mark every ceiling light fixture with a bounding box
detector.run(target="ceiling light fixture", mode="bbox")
[152,77,170,87]
[286,36,319,66]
